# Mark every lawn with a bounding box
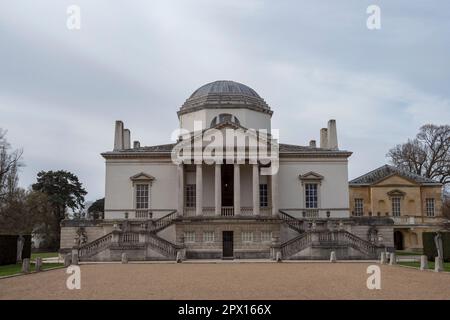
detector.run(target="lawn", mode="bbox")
[31,252,59,260]
[398,261,450,272]
[395,250,422,256]
[0,263,64,277]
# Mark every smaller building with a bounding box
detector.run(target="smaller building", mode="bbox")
[349,165,444,252]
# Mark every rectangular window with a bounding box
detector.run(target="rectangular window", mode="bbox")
[305,184,318,208]
[135,184,149,209]
[354,198,364,216]
[392,197,401,217]
[261,231,272,242]
[241,231,254,243]
[184,231,196,243]
[185,184,196,208]
[426,198,435,217]
[203,231,215,243]
[260,184,268,208]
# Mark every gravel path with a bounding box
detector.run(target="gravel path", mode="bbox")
[1,262,450,300]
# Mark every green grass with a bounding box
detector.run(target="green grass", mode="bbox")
[395,250,422,256]
[398,261,450,272]
[0,263,64,277]
[31,252,59,260]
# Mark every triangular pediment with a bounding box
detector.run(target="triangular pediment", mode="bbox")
[130,172,155,182]
[299,171,324,181]
[374,174,418,187]
[172,121,279,164]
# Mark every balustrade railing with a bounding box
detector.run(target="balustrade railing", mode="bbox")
[79,233,113,258]
[303,209,319,218]
[221,206,234,216]
[279,230,380,259]
[147,234,177,258]
[280,211,304,233]
[136,210,151,219]
[120,232,139,244]
[151,210,177,232]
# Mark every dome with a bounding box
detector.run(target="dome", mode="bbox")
[178,80,272,116]
[190,80,261,99]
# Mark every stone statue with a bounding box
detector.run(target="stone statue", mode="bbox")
[75,227,88,246]
[16,235,25,263]
[368,227,378,244]
[434,232,443,259]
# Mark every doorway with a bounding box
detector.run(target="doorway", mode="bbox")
[221,165,234,206]
[222,231,234,259]
[394,231,404,250]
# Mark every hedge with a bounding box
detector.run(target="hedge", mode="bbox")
[423,232,450,262]
[0,235,31,266]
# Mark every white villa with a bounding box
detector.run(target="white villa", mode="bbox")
[61,80,394,261]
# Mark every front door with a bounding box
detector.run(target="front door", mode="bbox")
[394,231,404,250]
[222,231,234,259]
[221,164,234,206]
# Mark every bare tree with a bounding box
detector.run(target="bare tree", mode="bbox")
[0,129,23,202]
[387,124,450,188]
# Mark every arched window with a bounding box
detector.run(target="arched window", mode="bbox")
[210,113,240,127]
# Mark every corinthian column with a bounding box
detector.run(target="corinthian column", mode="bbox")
[177,164,184,216]
[234,164,241,216]
[196,164,203,216]
[271,170,279,216]
[252,164,260,215]
[215,164,221,216]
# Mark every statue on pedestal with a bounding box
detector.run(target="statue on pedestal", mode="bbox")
[16,235,25,263]
[434,232,443,259]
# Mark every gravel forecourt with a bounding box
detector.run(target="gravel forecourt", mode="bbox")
[1,262,450,300]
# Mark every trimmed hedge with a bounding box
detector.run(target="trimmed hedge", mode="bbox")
[423,232,450,262]
[0,235,31,266]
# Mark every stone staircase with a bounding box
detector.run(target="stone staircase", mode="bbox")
[279,211,305,233]
[279,230,381,259]
[78,211,180,261]
[278,210,382,259]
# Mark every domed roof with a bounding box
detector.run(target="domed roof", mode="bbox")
[189,80,261,99]
[179,80,272,116]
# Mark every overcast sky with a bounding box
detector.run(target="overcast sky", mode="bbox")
[1,0,450,201]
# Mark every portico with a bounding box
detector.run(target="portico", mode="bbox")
[177,162,277,217]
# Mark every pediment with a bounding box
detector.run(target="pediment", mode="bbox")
[130,172,155,182]
[375,174,418,187]
[172,121,278,164]
[299,171,324,184]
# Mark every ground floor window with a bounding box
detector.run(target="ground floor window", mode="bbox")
[261,231,272,242]
[203,231,215,243]
[184,231,196,243]
[241,231,254,243]
[426,198,435,217]
[185,184,196,208]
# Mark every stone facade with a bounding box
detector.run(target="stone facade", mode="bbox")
[349,165,445,251]
[60,81,398,261]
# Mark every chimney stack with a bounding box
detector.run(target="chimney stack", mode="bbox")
[327,119,338,150]
[320,128,328,149]
[114,121,124,151]
[309,140,316,148]
[133,141,141,149]
[123,129,131,149]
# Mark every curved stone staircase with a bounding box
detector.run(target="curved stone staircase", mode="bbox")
[77,211,180,261]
